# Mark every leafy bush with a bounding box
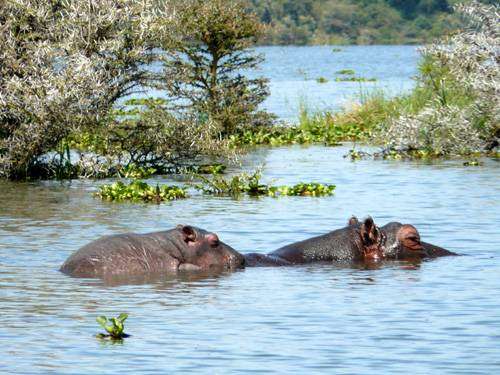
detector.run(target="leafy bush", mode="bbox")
[380,1,499,157]
[0,0,174,180]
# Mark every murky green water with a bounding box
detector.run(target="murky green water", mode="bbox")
[1,144,499,374]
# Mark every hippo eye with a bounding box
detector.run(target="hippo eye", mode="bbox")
[210,239,220,248]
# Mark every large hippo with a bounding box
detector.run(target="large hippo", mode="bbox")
[60,225,245,278]
[244,216,456,266]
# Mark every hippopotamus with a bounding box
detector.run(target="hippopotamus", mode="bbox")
[60,225,245,278]
[244,216,456,266]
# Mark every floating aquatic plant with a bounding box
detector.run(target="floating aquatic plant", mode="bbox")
[335,77,377,82]
[463,160,483,166]
[194,170,335,197]
[316,77,329,83]
[96,313,129,340]
[95,180,187,203]
[336,69,355,75]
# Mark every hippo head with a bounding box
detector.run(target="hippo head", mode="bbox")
[354,217,386,261]
[379,222,427,259]
[349,217,425,260]
[176,225,245,271]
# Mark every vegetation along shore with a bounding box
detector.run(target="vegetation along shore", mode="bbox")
[0,0,497,184]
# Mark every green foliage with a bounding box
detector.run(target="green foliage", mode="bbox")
[248,0,468,45]
[335,77,377,82]
[0,0,174,180]
[96,313,128,340]
[188,164,227,175]
[376,2,499,158]
[116,164,157,179]
[463,159,483,166]
[336,69,356,75]
[95,180,188,203]
[162,0,274,136]
[194,170,335,197]
[316,77,329,83]
[269,183,336,197]
[229,96,393,147]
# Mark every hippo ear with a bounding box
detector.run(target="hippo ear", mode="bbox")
[348,216,359,226]
[179,225,196,243]
[360,217,380,245]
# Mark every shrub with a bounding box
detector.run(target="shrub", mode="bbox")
[381,1,499,157]
[0,0,174,180]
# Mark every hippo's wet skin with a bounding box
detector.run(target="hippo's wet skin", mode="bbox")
[244,216,456,266]
[60,225,245,278]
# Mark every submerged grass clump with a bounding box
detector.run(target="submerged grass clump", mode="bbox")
[194,170,335,198]
[95,180,187,203]
[96,313,129,340]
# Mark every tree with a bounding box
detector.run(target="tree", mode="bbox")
[0,0,174,179]
[160,0,274,137]
[383,1,499,155]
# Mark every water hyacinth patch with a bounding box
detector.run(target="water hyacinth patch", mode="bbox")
[96,313,129,340]
[335,77,377,82]
[269,183,336,197]
[336,69,355,75]
[194,170,335,198]
[95,180,187,203]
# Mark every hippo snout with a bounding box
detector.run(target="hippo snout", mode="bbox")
[223,244,246,269]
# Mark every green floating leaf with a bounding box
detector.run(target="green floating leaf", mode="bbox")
[118,313,128,322]
[96,316,108,328]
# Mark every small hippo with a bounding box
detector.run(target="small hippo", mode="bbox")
[245,216,456,266]
[60,225,245,278]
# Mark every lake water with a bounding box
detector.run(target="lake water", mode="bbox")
[254,45,419,121]
[1,46,499,374]
[143,45,420,122]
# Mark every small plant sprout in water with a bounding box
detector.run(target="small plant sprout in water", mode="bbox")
[96,313,129,340]
[316,77,328,84]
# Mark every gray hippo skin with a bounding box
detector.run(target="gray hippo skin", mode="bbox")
[244,216,456,266]
[245,217,385,266]
[60,225,245,278]
[378,220,457,259]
